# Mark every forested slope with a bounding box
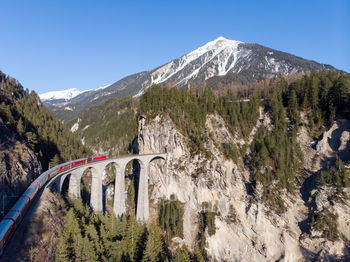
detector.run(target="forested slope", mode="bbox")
[0,71,90,170]
[0,70,91,219]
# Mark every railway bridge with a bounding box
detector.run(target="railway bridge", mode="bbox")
[50,153,167,221]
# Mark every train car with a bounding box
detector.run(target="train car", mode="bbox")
[3,210,21,228]
[59,161,75,173]
[7,197,29,215]
[92,155,107,161]
[0,220,14,256]
[47,166,60,181]
[10,196,31,219]
[73,159,86,167]
[34,172,49,187]
[73,155,105,167]
[0,195,30,255]
[22,183,40,201]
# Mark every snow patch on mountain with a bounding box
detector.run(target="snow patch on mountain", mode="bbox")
[70,118,81,133]
[96,83,112,91]
[39,88,88,101]
[40,83,111,102]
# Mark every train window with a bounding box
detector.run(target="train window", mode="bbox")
[75,160,83,166]
[59,164,72,172]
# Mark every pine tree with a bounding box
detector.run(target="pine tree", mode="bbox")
[125,213,143,261]
[287,89,300,126]
[50,154,61,168]
[142,222,165,262]
[80,236,98,261]
[16,117,25,137]
[86,223,104,257]
[193,249,205,262]
[55,232,70,262]
[172,245,191,262]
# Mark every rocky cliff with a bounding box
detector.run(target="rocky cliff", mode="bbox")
[0,117,42,218]
[137,113,350,261]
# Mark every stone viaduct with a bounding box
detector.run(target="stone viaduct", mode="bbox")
[50,153,167,221]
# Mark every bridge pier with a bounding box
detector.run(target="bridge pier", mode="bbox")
[90,166,103,212]
[113,166,126,217]
[136,162,149,221]
[68,170,82,199]
[54,175,62,194]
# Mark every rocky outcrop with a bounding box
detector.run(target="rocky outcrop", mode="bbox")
[0,118,42,218]
[316,119,350,163]
[137,114,350,261]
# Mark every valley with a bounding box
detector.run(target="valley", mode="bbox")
[0,37,349,261]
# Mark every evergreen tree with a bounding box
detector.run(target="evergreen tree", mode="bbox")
[55,232,70,262]
[80,236,98,261]
[16,117,25,137]
[287,89,300,126]
[142,222,165,262]
[125,213,143,261]
[172,245,191,262]
[50,154,61,168]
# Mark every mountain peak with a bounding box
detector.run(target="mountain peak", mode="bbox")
[146,37,245,89]
[202,36,243,49]
[216,36,227,41]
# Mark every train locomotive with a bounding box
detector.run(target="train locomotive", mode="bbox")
[0,155,107,256]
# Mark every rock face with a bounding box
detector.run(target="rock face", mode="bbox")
[316,119,350,163]
[137,114,350,261]
[0,118,42,218]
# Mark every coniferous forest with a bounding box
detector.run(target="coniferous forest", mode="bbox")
[55,198,203,262]
[1,69,349,260]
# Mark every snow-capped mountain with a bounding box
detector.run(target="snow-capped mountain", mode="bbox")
[39,88,87,101]
[133,36,333,95]
[40,84,112,102]
[43,36,336,121]
[150,37,243,85]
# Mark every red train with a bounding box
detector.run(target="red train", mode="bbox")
[0,155,107,256]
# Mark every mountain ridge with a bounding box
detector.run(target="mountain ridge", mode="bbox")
[42,37,336,121]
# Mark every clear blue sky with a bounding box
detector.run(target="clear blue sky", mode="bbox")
[0,0,349,94]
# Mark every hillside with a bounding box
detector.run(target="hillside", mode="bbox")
[0,71,90,217]
[69,71,349,156]
[68,97,138,156]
